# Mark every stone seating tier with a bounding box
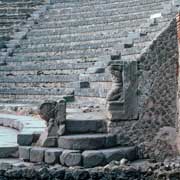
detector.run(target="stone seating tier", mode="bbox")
[0,0,45,52]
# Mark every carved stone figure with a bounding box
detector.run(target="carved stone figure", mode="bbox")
[36,99,66,147]
[106,64,123,101]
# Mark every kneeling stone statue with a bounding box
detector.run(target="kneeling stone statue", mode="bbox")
[36,99,66,147]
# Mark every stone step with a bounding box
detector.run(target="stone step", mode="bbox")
[18,32,157,51]
[0,7,37,14]
[0,20,23,26]
[20,26,163,45]
[0,1,44,7]
[66,112,108,134]
[0,62,93,72]
[82,146,138,167]
[1,56,98,63]
[28,16,171,36]
[13,42,148,58]
[47,2,163,19]
[0,85,109,98]
[0,87,74,96]
[14,38,149,53]
[0,14,30,20]
[0,69,86,76]
[19,145,138,167]
[58,133,117,150]
[1,53,139,64]
[32,14,156,29]
[0,82,67,89]
[0,95,73,104]
[43,8,161,23]
[50,0,168,11]
[0,74,79,83]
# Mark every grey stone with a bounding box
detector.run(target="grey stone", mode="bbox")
[19,146,32,161]
[60,150,82,167]
[0,163,13,170]
[79,81,90,88]
[101,146,138,163]
[65,119,107,134]
[58,134,116,150]
[87,67,105,74]
[43,137,57,147]
[82,151,105,168]
[0,146,18,158]
[30,147,46,163]
[127,32,140,39]
[17,133,33,146]
[45,148,63,165]
[124,38,133,48]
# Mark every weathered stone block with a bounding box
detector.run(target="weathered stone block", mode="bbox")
[124,38,133,48]
[82,151,105,168]
[127,32,140,39]
[101,146,138,163]
[43,137,57,147]
[45,148,63,165]
[58,134,116,150]
[17,133,33,146]
[30,147,46,163]
[60,150,82,167]
[19,146,31,161]
[0,146,18,158]
[79,81,90,88]
[87,67,105,74]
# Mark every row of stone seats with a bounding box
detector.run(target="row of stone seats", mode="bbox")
[0,0,174,105]
[0,0,46,50]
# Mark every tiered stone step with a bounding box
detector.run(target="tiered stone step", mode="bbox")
[0,0,174,104]
[66,111,107,134]
[58,133,116,150]
[0,0,45,50]
[19,145,138,167]
[18,110,138,167]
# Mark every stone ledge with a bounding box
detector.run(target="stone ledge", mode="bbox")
[19,146,138,167]
[58,134,117,150]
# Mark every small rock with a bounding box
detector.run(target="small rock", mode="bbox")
[120,158,128,165]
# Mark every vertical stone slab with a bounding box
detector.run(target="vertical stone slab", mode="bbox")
[56,99,66,136]
[19,146,31,161]
[56,99,66,124]
[30,147,46,163]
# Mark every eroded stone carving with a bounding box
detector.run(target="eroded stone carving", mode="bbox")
[36,99,66,147]
[106,64,123,101]
[106,60,138,121]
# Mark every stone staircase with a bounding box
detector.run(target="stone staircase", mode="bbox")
[19,109,138,167]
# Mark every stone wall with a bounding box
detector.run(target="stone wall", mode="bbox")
[109,18,179,161]
[1,161,180,180]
